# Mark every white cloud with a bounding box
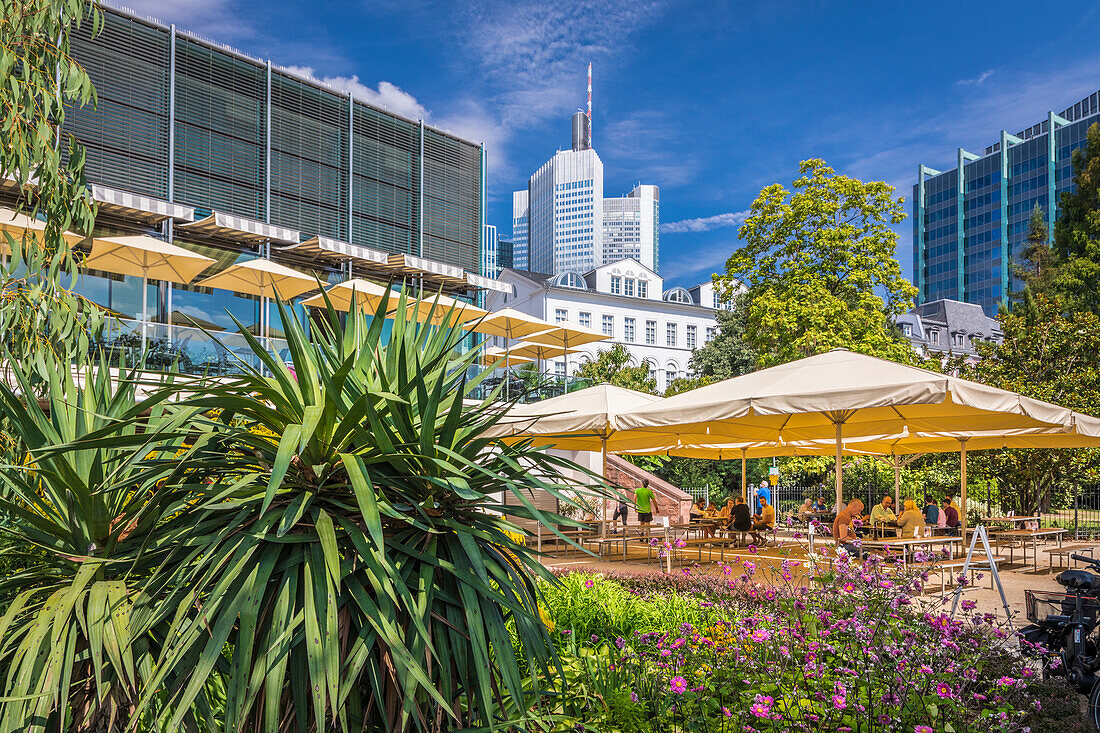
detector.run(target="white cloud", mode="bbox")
[662,211,749,234]
[956,69,995,86]
[282,69,431,121]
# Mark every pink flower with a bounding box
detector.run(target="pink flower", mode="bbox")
[722,707,732,717]
[832,694,847,710]
[584,579,594,588]
[915,727,933,733]
[751,628,771,643]
[936,682,952,698]
[669,676,688,694]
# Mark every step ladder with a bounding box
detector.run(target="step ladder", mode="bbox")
[950,525,1013,628]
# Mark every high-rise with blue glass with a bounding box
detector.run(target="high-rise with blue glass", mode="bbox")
[914,90,1100,316]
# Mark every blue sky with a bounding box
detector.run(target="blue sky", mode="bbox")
[127,0,1100,287]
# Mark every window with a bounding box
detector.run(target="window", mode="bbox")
[901,323,912,337]
[554,361,565,378]
[666,323,677,347]
[929,327,940,344]
[647,361,657,384]
[579,312,591,329]
[624,278,635,297]
[953,332,966,347]
[638,280,648,299]
[706,326,717,342]
[624,317,636,342]
[686,325,697,349]
[601,314,614,337]
[645,320,657,345]
[554,308,567,323]
[610,275,622,295]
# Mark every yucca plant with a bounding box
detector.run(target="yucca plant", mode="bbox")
[143,291,606,732]
[0,359,216,733]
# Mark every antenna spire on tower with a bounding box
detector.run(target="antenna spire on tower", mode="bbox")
[587,62,593,147]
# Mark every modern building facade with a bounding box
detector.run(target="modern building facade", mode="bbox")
[603,185,659,271]
[513,105,659,275]
[486,257,719,392]
[914,90,1100,316]
[894,299,1003,360]
[26,3,497,371]
[511,190,529,271]
[481,224,498,276]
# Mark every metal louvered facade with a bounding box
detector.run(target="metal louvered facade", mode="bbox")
[65,3,483,274]
[64,12,170,198]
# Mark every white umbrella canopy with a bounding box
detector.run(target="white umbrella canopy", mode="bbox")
[85,235,216,285]
[0,206,85,255]
[523,320,609,350]
[195,258,318,300]
[464,308,555,340]
[301,278,396,313]
[615,349,1078,442]
[479,347,534,368]
[509,341,586,362]
[484,384,663,442]
[400,291,488,326]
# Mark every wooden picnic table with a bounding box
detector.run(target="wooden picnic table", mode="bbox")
[984,516,1042,526]
[859,535,964,568]
[984,527,1066,572]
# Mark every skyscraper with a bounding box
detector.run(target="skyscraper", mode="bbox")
[603,184,660,272]
[512,67,659,275]
[914,90,1100,316]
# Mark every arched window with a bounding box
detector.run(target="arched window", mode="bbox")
[552,272,588,290]
[662,287,693,304]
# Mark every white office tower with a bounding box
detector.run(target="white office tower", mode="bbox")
[602,184,659,273]
[511,190,529,271]
[481,224,498,276]
[524,134,605,274]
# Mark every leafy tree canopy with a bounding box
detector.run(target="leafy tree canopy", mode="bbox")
[717,159,916,367]
[572,343,658,395]
[688,294,758,381]
[1049,122,1100,315]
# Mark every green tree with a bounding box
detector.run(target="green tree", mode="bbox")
[573,343,658,394]
[719,159,916,366]
[1051,122,1100,314]
[0,0,102,389]
[1013,204,1059,301]
[962,292,1100,514]
[688,294,758,381]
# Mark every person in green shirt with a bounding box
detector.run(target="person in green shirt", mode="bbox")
[869,495,898,536]
[634,480,657,525]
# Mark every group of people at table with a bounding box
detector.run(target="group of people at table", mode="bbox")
[831,495,963,557]
[689,481,778,545]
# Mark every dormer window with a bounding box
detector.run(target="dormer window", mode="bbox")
[901,323,912,337]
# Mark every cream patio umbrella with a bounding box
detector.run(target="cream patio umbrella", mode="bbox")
[463,308,556,398]
[0,206,85,256]
[483,384,665,537]
[400,291,488,326]
[85,235,217,352]
[478,347,534,368]
[301,278,396,313]
[615,348,1088,515]
[196,258,318,351]
[524,320,610,390]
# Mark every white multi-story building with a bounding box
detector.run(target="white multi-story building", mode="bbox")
[481,224,498,277]
[602,185,659,272]
[485,257,719,392]
[511,190,529,271]
[514,110,659,275]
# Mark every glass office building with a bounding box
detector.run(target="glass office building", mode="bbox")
[914,90,1100,316]
[11,3,496,371]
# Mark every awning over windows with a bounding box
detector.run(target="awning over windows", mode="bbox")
[178,211,299,246]
[280,235,389,266]
[465,272,513,294]
[91,184,195,225]
[387,253,467,288]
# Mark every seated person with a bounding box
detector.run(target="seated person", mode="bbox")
[690,499,708,522]
[941,498,960,535]
[896,499,926,538]
[797,498,814,522]
[731,497,753,533]
[832,499,865,557]
[869,496,898,534]
[813,496,828,512]
[750,496,776,544]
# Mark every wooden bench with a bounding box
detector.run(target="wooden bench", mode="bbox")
[1046,543,1100,569]
[932,554,995,593]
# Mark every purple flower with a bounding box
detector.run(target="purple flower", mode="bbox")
[584,579,594,588]
[669,676,688,694]
[915,727,933,733]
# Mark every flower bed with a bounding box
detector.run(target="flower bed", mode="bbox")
[520,555,1077,732]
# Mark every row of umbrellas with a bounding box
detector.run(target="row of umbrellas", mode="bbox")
[484,349,1100,534]
[1,209,611,366]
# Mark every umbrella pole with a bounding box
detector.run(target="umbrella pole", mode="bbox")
[959,438,968,536]
[141,274,148,356]
[893,454,901,508]
[835,421,843,510]
[602,436,608,539]
[740,448,747,502]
